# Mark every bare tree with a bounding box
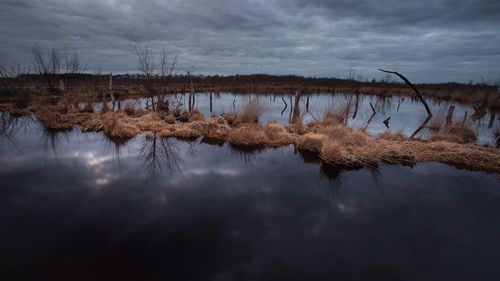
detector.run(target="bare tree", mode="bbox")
[33,43,61,93]
[185,64,195,111]
[63,49,87,93]
[136,46,177,111]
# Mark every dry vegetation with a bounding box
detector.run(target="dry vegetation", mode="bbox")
[1,96,500,174]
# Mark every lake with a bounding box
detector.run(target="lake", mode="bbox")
[1,111,499,281]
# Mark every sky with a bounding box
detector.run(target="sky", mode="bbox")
[0,0,499,83]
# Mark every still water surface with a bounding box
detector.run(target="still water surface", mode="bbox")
[0,114,499,280]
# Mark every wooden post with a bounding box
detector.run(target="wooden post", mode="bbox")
[445,105,455,127]
[209,92,213,113]
[488,112,496,129]
[109,72,115,103]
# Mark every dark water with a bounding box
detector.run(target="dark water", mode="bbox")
[1,115,500,281]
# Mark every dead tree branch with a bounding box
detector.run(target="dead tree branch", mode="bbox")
[378,69,432,117]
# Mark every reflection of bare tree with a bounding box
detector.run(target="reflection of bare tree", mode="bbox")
[495,129,500,148]
[362,102,377,131]
[488,112,496,129]
[0,112,29,152]
[280,96,287,116]
[1,113,17,142]
[290,93,301,124]
[410,116,432,139]
[352,93,360,119]
[139,133,183,181]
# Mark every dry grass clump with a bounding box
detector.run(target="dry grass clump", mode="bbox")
[123,102,136,116]
[265,121,296,146]
[134,111,167,132]
[341,129,372,147]
[377,131,408,141]
[297,133,326,152]
[172,108,181,118]
[159,126,176,138]
[415,141,499,172]
[223,113,238,126]
[430,124,477,144]
[239,99,266,123]
[36,109,74,130]
[306,107,346,132]
[428,109,446,131]
[165,113,176,124]
[319,141,343,164]
[285,122,306,135]
[228,125,268,146]
[265,121,285,136]
[374,141,417,166]
[188,109,205,122]
[316,124,348,140]
[102,116,140,140]
[178,111,189,122]
[224,99,267,127]
[172,127,201,139]
[203,116,231,138]
[322,110,346,126]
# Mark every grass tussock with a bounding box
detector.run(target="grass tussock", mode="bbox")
[306,107,347,133]
[225,99,267,127]
[102,117,140,140]
[428,108,446,131]
[172,127,201,139]
[188,109,205,122]
[165,113,176,124]
[297,133,326,152]
[123,102,136,116]
[228,125,268,146]
[265,121,296,145]
[430,124,477,144]
[36,109,75,130]
[377,131,408,141]
[202,116,231,138]
[134,111,166,132]
[239,99,267,123]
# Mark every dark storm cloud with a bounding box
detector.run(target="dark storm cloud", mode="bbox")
[0,0,499,82]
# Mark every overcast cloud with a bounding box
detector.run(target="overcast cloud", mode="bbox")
[0,0,499,82]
